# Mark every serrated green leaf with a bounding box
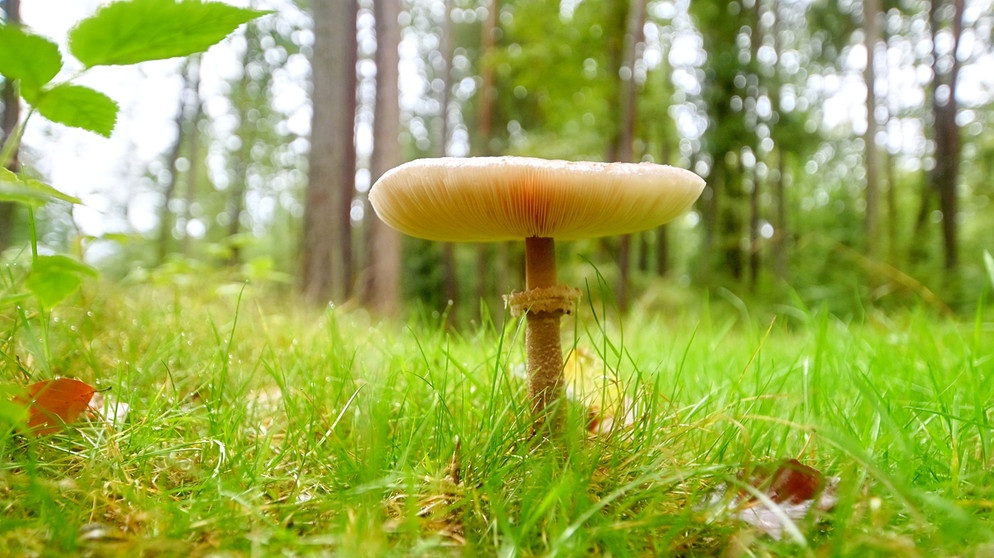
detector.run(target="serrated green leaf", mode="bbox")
[0,24,63,99]
[0,171,82,207]
[26,255,99,309]
[69,0,269,67]
[32,83,119,137]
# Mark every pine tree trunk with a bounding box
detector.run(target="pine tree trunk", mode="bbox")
[1,0,23,251]
[928,0,964,273]
[863,0,881,262]
[364,0,403,316]
[302,0,357,304]
[610,0,645,312]
[157,58,200,264]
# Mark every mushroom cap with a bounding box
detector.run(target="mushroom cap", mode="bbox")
[368,156,706,242]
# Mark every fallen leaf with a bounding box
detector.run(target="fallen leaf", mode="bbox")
[90,390,130,427]
[745,458,825,504]
[704,458,840,542]
[14,378,97,435]
[564,346,634,434]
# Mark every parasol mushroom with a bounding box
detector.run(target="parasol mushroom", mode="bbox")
[368,156,705,424]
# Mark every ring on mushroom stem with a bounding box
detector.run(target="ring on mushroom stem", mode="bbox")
[368,156,706,427]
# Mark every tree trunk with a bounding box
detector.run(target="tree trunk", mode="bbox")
[180,59,203,258]
[748,164,760,288]
[363,0,403,316]
[928,0,963,273]
[0,0,22,251]
[437,0,458,315]
[747,0,763,288]
[302,0,357,304]
[769,0,789,285]
[610,0,645,312]
[227,27,258,266]
[863,0,881,262]
[156,58,200,264]
[773,149,788,282]
[475,0,499,316]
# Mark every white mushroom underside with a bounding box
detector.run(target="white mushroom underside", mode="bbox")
[368,157,706,242]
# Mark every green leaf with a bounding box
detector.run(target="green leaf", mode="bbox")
[26,255,99,309]
[69,0,270,67]
[0,169,82,207]
[32,83,119,137]
[0,24,63,100]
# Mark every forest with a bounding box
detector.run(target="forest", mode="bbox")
[2,0,994,555]
[3,0,993,319]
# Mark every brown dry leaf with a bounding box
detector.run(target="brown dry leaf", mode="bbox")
[744,458,826,504]
[706,458,839,542]
[14,378,98,435]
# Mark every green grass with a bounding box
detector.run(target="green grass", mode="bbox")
[1,275,993,556]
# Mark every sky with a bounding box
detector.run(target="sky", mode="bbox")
[18,0,310,241]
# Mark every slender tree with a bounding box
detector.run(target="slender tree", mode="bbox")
[437,0,458,307]
[929,0,964,272]
[863,0,882,261]
[0,0,22,251]
[302,0,358,304]
[474,0,500,313]
[609,0,646,311]
[747,0,763,288]
[224,25,259,266]
[692,0,754,281]
[363,0,402,315]
[157,57,202,263]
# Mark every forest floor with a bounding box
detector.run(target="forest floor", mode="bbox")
[1,275,993,557]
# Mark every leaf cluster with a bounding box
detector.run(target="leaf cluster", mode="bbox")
[0,0,269,312]
[0,0,267,138]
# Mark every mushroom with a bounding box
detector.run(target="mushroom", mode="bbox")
[368,156,705,424]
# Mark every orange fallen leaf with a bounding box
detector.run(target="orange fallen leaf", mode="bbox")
[564,346,634,434]
[704,458,839,542]
[744,458,825,505]
[14,378,97,435]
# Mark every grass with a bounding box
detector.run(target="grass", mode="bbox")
[1,272,993,557]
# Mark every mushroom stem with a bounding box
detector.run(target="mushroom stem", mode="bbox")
[525,236,557,290]
[524,236,565,418]
[525,309,565,416]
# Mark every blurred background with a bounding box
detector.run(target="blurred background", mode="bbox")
[2,0,993,323]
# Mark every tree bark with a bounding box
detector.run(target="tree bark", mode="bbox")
[226,27,259,266]
[863,0,881,262]
[928,0,964,272]
[363,0,403,316]
[747,0,763,288]
[302,0,358,304]
[610,0,645,312]
[475,0,499,316]
[156,58,200,264]
[437,0,458,314]
[0,0,22,251]
[769,0,789,285]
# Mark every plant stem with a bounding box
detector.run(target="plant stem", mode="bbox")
[27,207,38,260]
[0,107,32,171]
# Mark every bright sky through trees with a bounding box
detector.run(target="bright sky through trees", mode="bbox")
[15,0,994,246]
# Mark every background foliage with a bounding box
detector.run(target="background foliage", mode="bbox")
[1,0,993,321]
